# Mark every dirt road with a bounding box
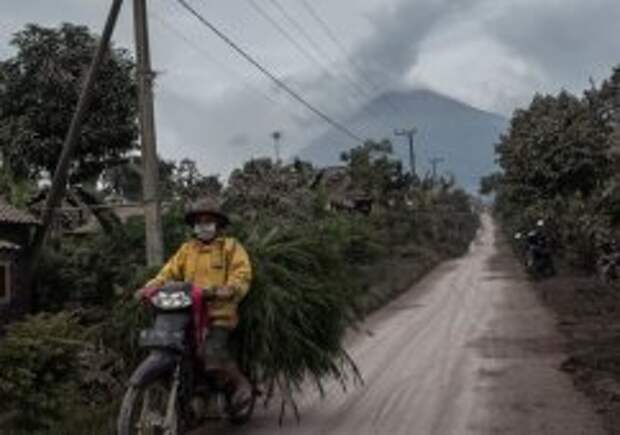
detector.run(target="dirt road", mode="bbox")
[204,214,605,435]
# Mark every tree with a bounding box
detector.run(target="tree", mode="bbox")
[172,158,221,200]
[496,91,612,203]
[487,65,620,268]
[479,172,503,196]
[340,139,405,201]
[102,157,220,203]
[0,23,138,183]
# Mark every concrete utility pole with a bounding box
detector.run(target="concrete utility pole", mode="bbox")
[29,0,125,273]
[271,131,282,163]
[394,127,417,176]
[133,0,164,266]
[429,157,445,181]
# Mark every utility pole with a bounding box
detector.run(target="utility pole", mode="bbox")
[271,130,282,163]
[133,0,164,266]
[429,157,445,181]
[394,127,417,177]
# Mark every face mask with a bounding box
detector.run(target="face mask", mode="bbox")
[194,222,217,242]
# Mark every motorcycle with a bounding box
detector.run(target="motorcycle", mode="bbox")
[117,281,256,435]
[514,230,555,279]
[596,240,620,285]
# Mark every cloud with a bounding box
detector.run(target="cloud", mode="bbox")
[409,35,546,115]
[3,0,620,179]
[154,77,327,177]
[350,0,620,114]
[484,0,620,92]
[352,0,482,90]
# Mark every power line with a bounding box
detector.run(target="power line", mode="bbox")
[298,0,350,63]
[296,0,410,122]
[297,0,381,94]
[244,0,383,136]
[254,0,394,135]
[150,5,307,124]
[267,0,373,101]
[176,0,363,143]
[246,0,328,79]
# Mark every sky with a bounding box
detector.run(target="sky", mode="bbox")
[1,0,619,180]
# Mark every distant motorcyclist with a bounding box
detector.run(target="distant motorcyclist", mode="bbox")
[135,197,253,412]
[515,219,555,278]
[526,220,548,249]
[596,238,620,285]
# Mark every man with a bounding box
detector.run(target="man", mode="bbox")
[525,219,555,277]
[135,197,253,412]
[527,219,548,248]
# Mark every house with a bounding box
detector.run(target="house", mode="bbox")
[0,197,40,325]
[311,166,374,215]
[29,186,124,236]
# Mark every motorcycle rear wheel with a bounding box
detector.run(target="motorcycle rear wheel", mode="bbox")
[117,379,182,435]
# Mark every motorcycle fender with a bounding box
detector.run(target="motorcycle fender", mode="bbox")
[128,351,178,387]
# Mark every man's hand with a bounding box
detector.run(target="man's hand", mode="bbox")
[134,287,157,302]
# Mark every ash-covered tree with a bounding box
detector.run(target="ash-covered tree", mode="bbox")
[495,91,612,205]
[102,157,220,202]
[0,23,138,183]
[340,139,407,201]
[172,158,222,200]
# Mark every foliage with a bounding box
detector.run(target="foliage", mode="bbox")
[1,131,478,432]
[233,217,370,393]
[0,312,88,431]
[340,139,407,201]
[224,158,318,224]
[488,65,620,269]
[0,23,138,183]
[35,201,189,309]
[101,157,221,203]
[0,165,36,208]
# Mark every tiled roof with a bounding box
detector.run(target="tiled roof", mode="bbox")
[0,197,40,225]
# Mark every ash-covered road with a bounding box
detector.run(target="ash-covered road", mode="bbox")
[201,214,604,435]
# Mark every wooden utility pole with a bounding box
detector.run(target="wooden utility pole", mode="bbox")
[29,0,125,273]
[429,157,445,181]
[394,127,417,177]
[133,0,164,266]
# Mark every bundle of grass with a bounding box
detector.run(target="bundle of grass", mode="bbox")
[232,217,371,419]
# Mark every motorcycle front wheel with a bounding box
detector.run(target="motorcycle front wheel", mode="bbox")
[117,378,182,435]
[225,387,257,425]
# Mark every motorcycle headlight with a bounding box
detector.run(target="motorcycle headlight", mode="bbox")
[152,291,192,310]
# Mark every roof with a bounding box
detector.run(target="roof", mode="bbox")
[0,239,22,252]
[0,197,40,225]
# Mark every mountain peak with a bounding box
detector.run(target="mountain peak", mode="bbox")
[298,89,507,192]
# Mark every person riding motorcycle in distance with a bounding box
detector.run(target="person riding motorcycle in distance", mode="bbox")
[527,219,548,248]
[135,197,253,412]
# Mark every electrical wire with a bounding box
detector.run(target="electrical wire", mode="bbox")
[244,0,384,136]
[295,0,411,122]
[176,0,364,143]
[150,5,307,124]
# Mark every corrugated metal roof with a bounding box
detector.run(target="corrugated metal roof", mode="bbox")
[0,197,40,225]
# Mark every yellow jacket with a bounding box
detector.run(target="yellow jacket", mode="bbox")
[145,237,252,329]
